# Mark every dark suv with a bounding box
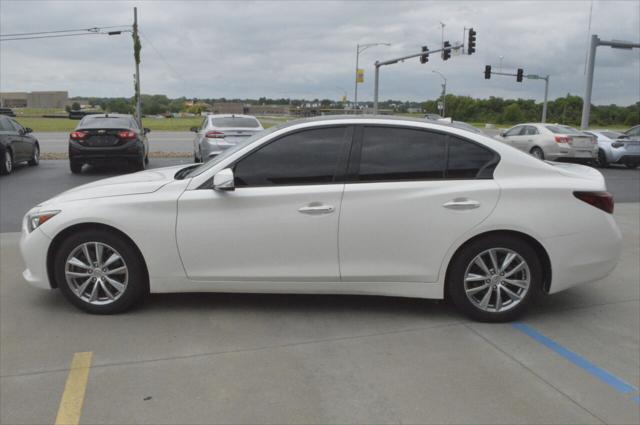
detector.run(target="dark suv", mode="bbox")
[68,113,150,174]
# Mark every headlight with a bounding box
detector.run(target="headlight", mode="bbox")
[28,210,60,232]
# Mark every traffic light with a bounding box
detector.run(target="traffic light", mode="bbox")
[516,68,524,82]
[442,41,451,60]
[467,28,476,55]
[484,65,491,79]
[419,45,429,64]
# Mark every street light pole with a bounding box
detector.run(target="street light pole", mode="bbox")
[354,42,390,112]
[432,70,447,117]
[581,34,640,129]
[542,75,549,123]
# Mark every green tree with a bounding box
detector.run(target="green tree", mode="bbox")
[502,103,524,123]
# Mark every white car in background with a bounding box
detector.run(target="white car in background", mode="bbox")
[582,129,639,169]
[191,114,263,162]
[20,116,621,322]
[497,123,597,161]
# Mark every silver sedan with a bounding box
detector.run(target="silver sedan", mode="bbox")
[496,123,597,162]
[191,114,264,162]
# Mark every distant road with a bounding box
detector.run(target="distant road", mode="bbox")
[35,131,194,153]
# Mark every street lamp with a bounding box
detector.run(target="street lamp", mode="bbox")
[432,70,447,117]
[354,42,390,112]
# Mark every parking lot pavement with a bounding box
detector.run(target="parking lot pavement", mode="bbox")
[34,131,194,154]
[1,197,638,424]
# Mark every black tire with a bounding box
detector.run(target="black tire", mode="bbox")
[447,235,542,322]
[54,229,147,314]
[596,149,608,168]
[625,163,638,169]
[530,147,544,160]
[28,144,40,166]
[70,160,83,174]
[0,150,12,175]
[144,153,149,165]
[134,154,146,171]
[194,152,200,163]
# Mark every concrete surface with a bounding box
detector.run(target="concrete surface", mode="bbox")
[0,203,638,424]
[1,159,638,233]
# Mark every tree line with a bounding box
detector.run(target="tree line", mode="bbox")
[74,94,639,127]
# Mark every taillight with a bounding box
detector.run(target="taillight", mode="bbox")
[69,131,88,140]
[574,191,614,214]
[554,136,571,144]
[117,130,137,139]
[205,131,225,139]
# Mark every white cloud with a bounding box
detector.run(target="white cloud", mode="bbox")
[1,0,638,104]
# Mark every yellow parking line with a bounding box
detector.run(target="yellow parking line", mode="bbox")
[55,352,93,425]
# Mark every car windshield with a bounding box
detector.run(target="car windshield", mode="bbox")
[212,117,260,128]
[180,125,281,179]
[77,117,132,129]
[545,125,581,135]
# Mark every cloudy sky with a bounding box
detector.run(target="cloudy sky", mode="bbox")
[1,0,639,105]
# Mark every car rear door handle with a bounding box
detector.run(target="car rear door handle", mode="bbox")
[298,203,335,215]
[443,198,481,210]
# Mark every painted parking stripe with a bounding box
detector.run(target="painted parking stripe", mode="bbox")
[55,352,93,425]
[513,323,638,396]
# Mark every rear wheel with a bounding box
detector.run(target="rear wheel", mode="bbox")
[0,150,12,175]
[448,235,542,322]
[28,144,40,166]
[530,147,544,160]
[54,229,147,314]
[134,154,146,171]
[70,160,83,174]
[596,149,608,168]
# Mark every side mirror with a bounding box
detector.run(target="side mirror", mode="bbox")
[190,126,198,133]
[24,127,33,134]
[143,128,151,134]
[213,168,235,191]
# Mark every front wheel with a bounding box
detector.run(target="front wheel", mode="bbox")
[54,229,147,314]
[530,147,544,160]
[447,235,542,322]
[28,144,40,166]
[0,150,12,175]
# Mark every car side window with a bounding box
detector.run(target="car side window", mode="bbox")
[200,117,209,131]
[446,136,497,179]
[233,126,349,187]
[9,119,24,133]
[627,127,640,137]
[505,126,522,137]
[357,127,446,181]
[526,126,539,135]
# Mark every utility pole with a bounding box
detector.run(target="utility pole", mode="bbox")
[581,35,639,129]
[133,7,141,127]
[432,70,446,117]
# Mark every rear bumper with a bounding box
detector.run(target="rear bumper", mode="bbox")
[547,146,597,161]
[69,140,144,162]
[545,212,622,294]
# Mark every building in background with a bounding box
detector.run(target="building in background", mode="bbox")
[0,91,69,108]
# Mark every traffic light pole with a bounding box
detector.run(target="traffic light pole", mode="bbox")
[485,68,550,122]
[580,35,640,129]
[373,43,462,113]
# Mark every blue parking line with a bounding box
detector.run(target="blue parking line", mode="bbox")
[512,323,638,395]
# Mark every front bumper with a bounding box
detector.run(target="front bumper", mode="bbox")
[69,139,144,162]
[20,224,53,290]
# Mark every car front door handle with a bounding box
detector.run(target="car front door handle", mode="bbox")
[443,198,481,210]
[298,203,335,215]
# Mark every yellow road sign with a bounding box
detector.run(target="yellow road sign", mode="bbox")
[356,69,364,83]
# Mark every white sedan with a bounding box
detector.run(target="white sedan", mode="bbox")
[20,117,622,322]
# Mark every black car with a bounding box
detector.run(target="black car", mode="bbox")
[0,115,39,175]
[68,113,150,174]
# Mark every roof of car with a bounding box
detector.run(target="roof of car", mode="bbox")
[273,114,477,132]
[82,113,133,119]
[206,114,257,119]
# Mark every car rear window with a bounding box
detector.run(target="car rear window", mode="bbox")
[545,125,581,135]
[601,131,622,139]
[212,117,260,128]
[77,117,133,129]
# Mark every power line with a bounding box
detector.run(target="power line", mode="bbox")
[0,32,107,42]
[139,30,185,82]
[0,25,129,38]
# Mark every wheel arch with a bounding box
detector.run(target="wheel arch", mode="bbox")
[444,229,552,296]
[46,222,149,290]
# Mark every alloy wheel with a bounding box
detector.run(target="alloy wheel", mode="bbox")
[463,248,531,313]
[64,242,129,305]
